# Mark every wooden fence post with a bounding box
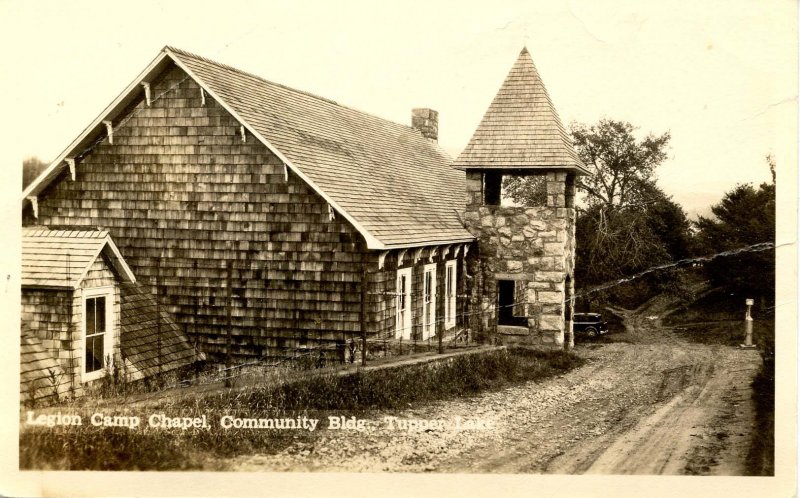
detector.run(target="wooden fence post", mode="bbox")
[156,257,162,377]
[360,256,368,366]
[225,261,233,386]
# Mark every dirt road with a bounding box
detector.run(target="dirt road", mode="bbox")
[230,294,762,474]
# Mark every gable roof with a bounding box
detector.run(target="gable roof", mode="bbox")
[453,48,589,174]
[21,227,135,289]
[22,46,475,250]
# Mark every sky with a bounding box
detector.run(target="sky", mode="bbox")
[1,0,796,218]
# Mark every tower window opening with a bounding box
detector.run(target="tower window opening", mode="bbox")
[483,172,502,205]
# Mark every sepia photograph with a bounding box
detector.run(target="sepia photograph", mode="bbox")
[2,0,796,496]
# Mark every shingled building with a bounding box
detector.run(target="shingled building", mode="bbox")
[21,46,585,375]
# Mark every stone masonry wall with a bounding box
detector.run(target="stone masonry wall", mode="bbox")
[464,170,577,347]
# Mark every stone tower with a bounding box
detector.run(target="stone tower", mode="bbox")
[454,48,589,348]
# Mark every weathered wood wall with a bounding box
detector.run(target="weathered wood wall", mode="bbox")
[21,288,73,376]
[20,253,122,398]
[32,64,366,360]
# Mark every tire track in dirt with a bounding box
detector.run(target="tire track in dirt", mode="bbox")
[228,293,761,474]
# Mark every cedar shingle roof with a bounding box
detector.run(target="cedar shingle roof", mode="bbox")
[168,47,473,248]
[453,48,588,173]
[21,227,135,288]
[120,281,204,377]
[23,47,475,249]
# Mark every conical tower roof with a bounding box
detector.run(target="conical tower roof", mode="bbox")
[453,48,588,173]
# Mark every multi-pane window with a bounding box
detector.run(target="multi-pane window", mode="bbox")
[85,296,106,373]
[422,263,437,339]
[395,268,412,340]
[83,288,113,381]
[444,260,457,329]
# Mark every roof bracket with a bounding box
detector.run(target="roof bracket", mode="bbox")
[27,196,38,219]
[283,163,289,182]
[377,250,389,270]
[103,120,113,145]
[413,247,425,264]
[442,244,452,260]
[141,81,151,106]
[397,249,408,267]
[240,125,246,143]
[66,158,76,181]
[327,204,335,221]
[428,246,438,262]
[463,243,470,257]
[453,245,462,258]
[200,87,206,106]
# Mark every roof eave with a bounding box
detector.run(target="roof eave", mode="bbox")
[452,163,591,175]
[21,283,77,291]
[20,47,390,250]
[22,49,175,203]
[379,237,475,251]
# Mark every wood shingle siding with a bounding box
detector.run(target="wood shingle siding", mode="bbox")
[20,326,72,403]
[22,233,201,396]
[25,46,474,250]
[32,65,371,359]
[170,47,472,248]
[21,290,74,360]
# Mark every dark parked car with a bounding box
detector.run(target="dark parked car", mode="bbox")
[573,312,609,337]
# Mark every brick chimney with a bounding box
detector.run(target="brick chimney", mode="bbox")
[411,108,438,141]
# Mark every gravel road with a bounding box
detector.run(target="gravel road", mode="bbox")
[230,294,762,474]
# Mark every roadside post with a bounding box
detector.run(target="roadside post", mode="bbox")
[740,298,757,349]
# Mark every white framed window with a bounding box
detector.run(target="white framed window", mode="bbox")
[444,260,457,330]
[422,263,437,340]
[82,287,114,382]
[395,267,412,340]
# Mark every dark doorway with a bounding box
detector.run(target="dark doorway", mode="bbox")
[498,280,526,326]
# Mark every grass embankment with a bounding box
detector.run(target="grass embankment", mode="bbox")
[20,348,583,471]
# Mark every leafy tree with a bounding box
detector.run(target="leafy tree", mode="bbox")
[23,156,49,189]
[501,174,547,206]
[572,119,671,209]
[695,166,775,301]
[640,182,694,261]
[570,120,693,304]
[502,118,694,306]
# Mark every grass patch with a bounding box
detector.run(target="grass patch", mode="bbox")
[20,348,583,471]
[745,335,775,476]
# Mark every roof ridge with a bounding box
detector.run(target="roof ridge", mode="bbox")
[164,45,422,136]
